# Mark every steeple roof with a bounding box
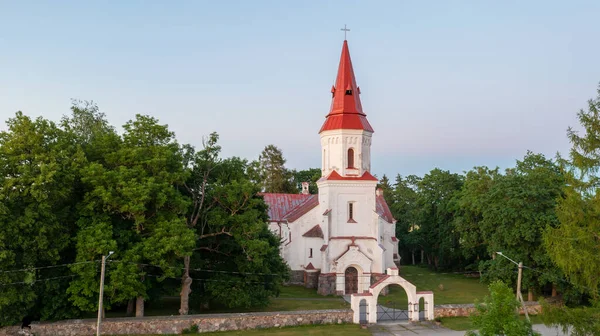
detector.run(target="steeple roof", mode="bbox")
[319,40,374,133]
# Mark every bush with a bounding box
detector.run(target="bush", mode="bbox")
[466,281,539,336]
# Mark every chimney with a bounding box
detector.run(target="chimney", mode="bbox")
[301,182,310,195]
[376,188,383,197]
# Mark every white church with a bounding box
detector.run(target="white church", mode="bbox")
[263,39,400,296]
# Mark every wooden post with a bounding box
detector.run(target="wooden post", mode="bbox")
[96,255,107,336]
[516,262,522,300]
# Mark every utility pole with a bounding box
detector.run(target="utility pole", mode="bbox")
[496,252,530,322]
[97,251,114,336]
[516,262,523,300]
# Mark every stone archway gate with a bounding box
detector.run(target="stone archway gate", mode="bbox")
[350,267,434,324]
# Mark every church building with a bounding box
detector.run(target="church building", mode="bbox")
[262,39,399,296]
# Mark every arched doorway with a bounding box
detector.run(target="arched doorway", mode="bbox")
[345,267,358,294]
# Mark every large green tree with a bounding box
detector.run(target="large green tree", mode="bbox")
[415,169,463,270]
[390,174,422,264]
[478,152,564,300]
[257,145,297,193]
[0,112,85,325]
[545,84,600,298]
[453,166,500,266]
[68,114,195,316]
[539,84,600,335]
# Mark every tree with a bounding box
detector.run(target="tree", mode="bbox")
[466,281,539,336]
[390,174,422,264]
[291,168,321,194]
[453,166,500,266]
[0,112,85,325]
[185,156,289,311]
[415,169,463,270]
[257,145,297,193]
[544,84,600,298]
[539,84,600,335]
[377,174,394,204]
[178,132,222,315]
[68,114,195,316]
[479,152,564,300]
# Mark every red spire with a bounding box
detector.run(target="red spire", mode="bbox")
[320,40,374,133]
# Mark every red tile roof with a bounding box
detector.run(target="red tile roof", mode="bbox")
[305,262,316,270]
[302,225,324,238]
[262,189,395,225]
[261,193,318,222]
[320,244,328,252]
[376,195,395,223]
[318,170,378,182]
[285,195,319,222]
[319,40,374,133]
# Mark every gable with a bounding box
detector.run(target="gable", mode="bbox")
[302,225,324,238]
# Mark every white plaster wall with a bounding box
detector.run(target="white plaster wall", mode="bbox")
[275,207,325,271]
[320,129,373,177]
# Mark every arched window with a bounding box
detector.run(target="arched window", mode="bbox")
[347,148,355,168]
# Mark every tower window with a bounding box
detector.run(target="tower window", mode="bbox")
[348,202,356,223]
[345,89,352,95]
[347,148,355,168]
[309,248,313,258]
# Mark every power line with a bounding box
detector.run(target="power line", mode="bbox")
[109,260,285,277]
[0,275,77,287]
[0,261,97,274]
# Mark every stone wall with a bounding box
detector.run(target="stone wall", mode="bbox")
[304,270,319,289]
[434,302,542,318]
[288,270,305,285]
[317,273,336,295]
[0,310,353,336]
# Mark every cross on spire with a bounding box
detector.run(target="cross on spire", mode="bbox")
[340,24,350,40]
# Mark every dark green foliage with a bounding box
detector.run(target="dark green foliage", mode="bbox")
[545,84,600,298]
[257,145,297,193]
[466,281,539,336]
[540,300,600,336]
[377,174,393,203]
[291,167,321,194]
[415,169,464,270]
[0,102,288,326]
[476,153,565,294]
[0,112,85,325]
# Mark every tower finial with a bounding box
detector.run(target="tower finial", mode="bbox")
[340,24,350,40]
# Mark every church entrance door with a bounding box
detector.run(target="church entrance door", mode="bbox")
[345,267,358,294]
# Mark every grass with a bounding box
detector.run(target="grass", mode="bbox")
[277,285,336,299]
[378,265,489,305]
[98,285,348,318]
[441,315,544,331]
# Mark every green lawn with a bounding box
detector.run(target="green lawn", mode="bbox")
[99,285,347,318]
[441,315,544,331]
[378,265,489,305]
[278,285,336,299]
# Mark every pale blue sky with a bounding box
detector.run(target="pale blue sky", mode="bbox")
[1,1,599,178]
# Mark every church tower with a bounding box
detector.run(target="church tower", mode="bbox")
[316,39,396,296]
[320,40,374,177]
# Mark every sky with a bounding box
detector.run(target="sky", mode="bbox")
[1,1,599,178]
